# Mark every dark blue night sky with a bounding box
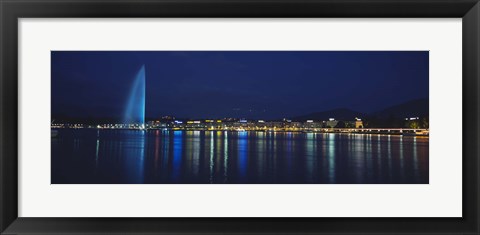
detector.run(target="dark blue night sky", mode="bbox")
[51,51,428,120]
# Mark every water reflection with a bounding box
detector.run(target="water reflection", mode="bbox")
[52,129,429,184]
[209,131,214,183]
[413,137,419,180]
[172,131,182,182]
[305,133,315,182]
[255,132,266,178]
[223,131,229,183]
[387,135,393,180]
[327,134,335,183]
[399,136,405,181]
[95,130,100,168]
[114,130,146,184]
[237,132,248,182]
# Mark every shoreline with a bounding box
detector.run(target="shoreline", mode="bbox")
[51,128,429,137]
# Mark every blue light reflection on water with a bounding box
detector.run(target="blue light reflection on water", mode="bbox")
[51,129,429,184]
[120,130,146,183]
[171,131,183,182]
[237,131,248,182]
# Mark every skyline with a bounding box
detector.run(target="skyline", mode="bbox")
[52,51,429,120]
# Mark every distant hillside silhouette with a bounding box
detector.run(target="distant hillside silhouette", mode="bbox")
[292,108,365,121]
[291,98,428,122]
[373,98,428,119]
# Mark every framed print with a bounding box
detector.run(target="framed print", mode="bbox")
[1,0,479,234]
[50,50,430,185]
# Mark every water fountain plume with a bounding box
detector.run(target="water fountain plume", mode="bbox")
[123,65,146,128]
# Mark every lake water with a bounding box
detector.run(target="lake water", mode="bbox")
[51,129,429,184]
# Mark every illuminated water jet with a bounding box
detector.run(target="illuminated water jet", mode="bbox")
[123,65,146,128]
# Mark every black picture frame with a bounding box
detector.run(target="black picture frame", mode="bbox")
[1,0,479,234]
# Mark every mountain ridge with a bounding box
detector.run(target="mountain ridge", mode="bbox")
[291,98,428,121]
[373,98,428,119]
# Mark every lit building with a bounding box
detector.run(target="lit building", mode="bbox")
[355,117,363,128]
[326,118,338,128]
[304,120,315,129]
[186,120,203,129]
